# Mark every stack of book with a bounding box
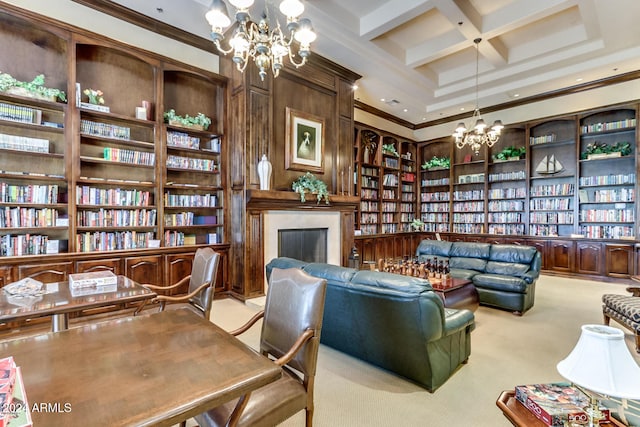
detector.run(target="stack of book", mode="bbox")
[68,271,117,296]
[515,382,609,426]
[0,356,32,427]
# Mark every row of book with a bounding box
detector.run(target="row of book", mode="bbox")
[579,209,634,223]
[382,189,396,199]
[360,176,378,188]
[452,201,484,212]
[0,132,49,153]
[530,184,574,197]
[0,207,59,228]
[0,233,50,256]
[0,101,39,125]
[164,211,195,226]
[579,225,634,239]
[488,187,527,200]
[453,189,484,200]
[166,131,200,150]
[580,118,636,134]
[382,174,398,186]
[488,212,522,223]
[359,201,378,212]
[166,155,218,172]
[0,183,60,204]
[358,224,378,235]
[164,231,219,246]
[452,223,483,233]
[488,200,525,211]
[381,202,397,212]
[578,173,635,187]
[399,213,415,223]
[76,208,157,227]
[359,213,378,224]
[381,213,396,223]
[76,231,155,252]
[586,188,635,203]
[360,189,378,199]
[488,224,525,235]
[81,119,131,140]
[164,192,218,208]
[530,198,572,210]
[400,202,414,213]
[103,147,155,166]
[401,193,415,202]
[530,212,574,224]
[420,222,450,232]
[529,133,557,145]
[76,186,152,206]
[421,203,449,213]
[452,213,485,222]
[421,191,449,202]
[488,170,526,182]
[360,166,378,176]
[421,178,449,186]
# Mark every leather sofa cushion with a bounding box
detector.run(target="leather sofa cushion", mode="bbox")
[415,240,453,257]
[267,257,309,271]
[484,261,530,278]
[351,270,432,293]
[449,257,487,272]
[450,242,491,259]
[304,263,357,284]
[472,273,528,293]
[489,245,536,264]
[449,268,479,281]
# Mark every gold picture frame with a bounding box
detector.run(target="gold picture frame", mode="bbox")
[286,107,324,172]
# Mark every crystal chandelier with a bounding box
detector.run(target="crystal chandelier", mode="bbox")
[453,38,504,155]
[205,0,317,81]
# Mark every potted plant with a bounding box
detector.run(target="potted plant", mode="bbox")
[292,172,330,204]
[410,218,425,231]
[494,146,526,161]
[163,109,212,131]
[0,72,66,102]
[382,143,399,157]
[421,155,450,170]
[360,130,378,163]
[581,141,632,160]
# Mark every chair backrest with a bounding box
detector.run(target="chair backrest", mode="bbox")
[188,247,220,318]
[260,268,327,378]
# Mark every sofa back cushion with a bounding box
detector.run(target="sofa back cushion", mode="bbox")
[265,257,309,279]
[351,270,432,293]
[415,240,453,258]
[450,242,491,259]
[449,257,487,272]
[304,262,357,284]
[489,245,537,264]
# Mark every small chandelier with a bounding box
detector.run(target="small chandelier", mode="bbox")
[205,0,317,81]
[453,38,504,155]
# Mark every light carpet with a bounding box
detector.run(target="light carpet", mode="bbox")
[196,274,639,426]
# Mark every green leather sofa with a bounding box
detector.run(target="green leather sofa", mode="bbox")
[265,257,476,392]
[415,240,541,315]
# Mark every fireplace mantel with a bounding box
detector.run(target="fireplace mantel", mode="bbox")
[246,189,359,211]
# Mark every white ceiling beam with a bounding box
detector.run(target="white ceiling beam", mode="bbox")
[359,0,435,40]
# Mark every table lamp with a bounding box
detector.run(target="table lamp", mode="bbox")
[557,324,640,427]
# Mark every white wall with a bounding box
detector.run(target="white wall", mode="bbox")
[3,0,220,73]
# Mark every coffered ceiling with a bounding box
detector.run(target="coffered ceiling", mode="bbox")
[105,0,640,125]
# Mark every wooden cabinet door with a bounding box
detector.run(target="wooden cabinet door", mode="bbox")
[75,258,122,275]
[522,240,547,270]
[0,266,12,288]
[576,242,603,276]
[125,255,162,285]
[18,262,73,283]
[605,244,633,278]
[164,253,194,295]
[359,238,376,264]
[547,240,575,273]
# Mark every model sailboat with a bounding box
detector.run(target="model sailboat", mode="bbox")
[536,155,564,174]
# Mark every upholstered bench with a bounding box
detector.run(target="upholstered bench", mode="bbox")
[602,287,640,353]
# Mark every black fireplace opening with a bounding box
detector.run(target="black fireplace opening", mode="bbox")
[278,228,328,263]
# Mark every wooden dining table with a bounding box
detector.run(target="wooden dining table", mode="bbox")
[0,275,156,332]
[0,308,282,426]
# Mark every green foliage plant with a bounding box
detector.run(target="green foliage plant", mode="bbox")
[580,141,632,159]
[163,109,212,130]
[292,172,330,204]
[382,143,399,157]
[0,72,67,102]
[421,155,450,170]
[495,146,526,161]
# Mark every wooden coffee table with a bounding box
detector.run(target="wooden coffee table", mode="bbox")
[430,277,479,312]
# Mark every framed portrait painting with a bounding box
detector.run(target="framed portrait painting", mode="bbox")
[285,107,324,173]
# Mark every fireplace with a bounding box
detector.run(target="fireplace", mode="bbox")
[278,228,328,263]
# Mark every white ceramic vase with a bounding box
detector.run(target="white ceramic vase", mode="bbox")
[257,154,272,190]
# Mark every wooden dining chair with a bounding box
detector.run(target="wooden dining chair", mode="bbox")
[194,267,327,427]
[136,247,220,319]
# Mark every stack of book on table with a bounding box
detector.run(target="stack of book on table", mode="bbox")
[0,356,32,427]
[515,382,610,426]
[68,271,117,296]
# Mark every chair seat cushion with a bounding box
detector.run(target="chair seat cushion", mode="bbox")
[602,294,640,325]
[194,369,307,427]
[472,274,528,293]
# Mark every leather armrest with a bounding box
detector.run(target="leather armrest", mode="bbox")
[442,308,475,336]
[626,286,640,297]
